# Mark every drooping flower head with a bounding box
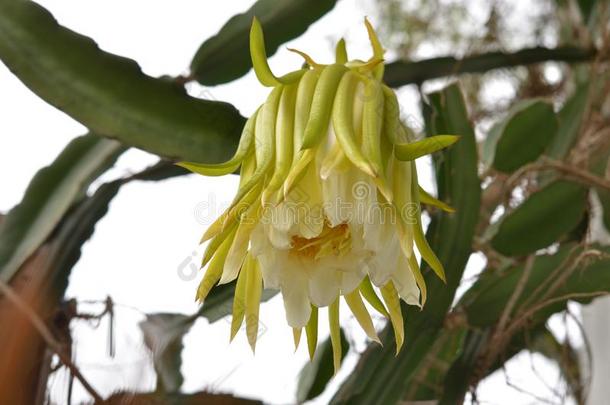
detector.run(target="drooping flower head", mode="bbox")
[180,17,458,370]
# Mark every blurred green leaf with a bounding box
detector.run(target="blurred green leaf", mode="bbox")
[140,313,193,393]
[332,83,480,404]
[297,329,349,402]
[0,1,245,162]
[491,180,587,256]
[0,134,123,283]
[190,0,338,85]
[546,83,589,160]
[483,100,557,173]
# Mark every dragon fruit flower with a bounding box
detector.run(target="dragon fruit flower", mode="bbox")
[180,17,458,371]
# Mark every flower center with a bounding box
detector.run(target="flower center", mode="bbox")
[290,222,351,260]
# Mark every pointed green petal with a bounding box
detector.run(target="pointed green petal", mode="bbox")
[283,148,315,198]
[287,48,322,68]
[380,281,404,354]
[411,162,446,282]
[344,290,380,343]
[335,38,348,64]
[392,158,415,259]
[363,77,392,200]
[230,263,248,341]
[332,71,377,177]
[294,70,320,152]
[224,86,282,210]
[382,85,400,144]
[200,181,260,243]
[250,17,281,87]
[245,255,263,352]
[408,253,427,306]
[394,135,460,161]
[195,233,233,302]
[359,276,389,318]
[320,142,349,179]
[293,328,302,352]
[305,305,318,360]
[418,186,455,213]
[201,223,238,268]
[219,201,262,285]
[328,298,342,374]
[278,68,307,83]
[177,110,259,176]
[354,58,384,74]
[263,83,298,202]
[301,64,348,149]
[364,17,385,80]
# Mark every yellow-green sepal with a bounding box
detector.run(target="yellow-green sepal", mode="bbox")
[223,86,281,212]
[335,38,348,64]
[328,297,342,374]
[201,223,238,268]
[380,281,404,354]
[364,17,385,80]
[344,289,380,343]
[408,253,427,306]
[230,263,248,341]
[287,48,322,68]
[332,71,377,177]
[195,233,233,302]
[177,110,259,176]
[292,328,302,352]
[359,276,389,318]
[305,305,318,360]
[411,162,446,282]
[362,76,392,201]
[219,200,262,285]
[394,135,460,161]
[244,255,263,352]
[263,83,298,203]
[382,85,400,144]
[301,64,348,150]
[283,148,315,199]
[418,186,455,213]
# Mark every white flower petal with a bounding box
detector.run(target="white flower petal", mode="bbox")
[391,254,420,307]
[280,266,312,328]
[307,265,341,307]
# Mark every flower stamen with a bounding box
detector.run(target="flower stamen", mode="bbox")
[290,222,351,260]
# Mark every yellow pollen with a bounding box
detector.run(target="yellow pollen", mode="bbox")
[290,222,351,260]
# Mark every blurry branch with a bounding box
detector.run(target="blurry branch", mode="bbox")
[102,391,263,404]
[504,157,610,196]
[384,46,597,87]
[0,279,103,403]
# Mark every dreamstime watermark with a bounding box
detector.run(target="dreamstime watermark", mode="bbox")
[176,249,201,282]
[191,181,418,231]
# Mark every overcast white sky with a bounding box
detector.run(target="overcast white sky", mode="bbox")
[0,1,586,404]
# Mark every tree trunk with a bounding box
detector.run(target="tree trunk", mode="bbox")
[0,245,61,405]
